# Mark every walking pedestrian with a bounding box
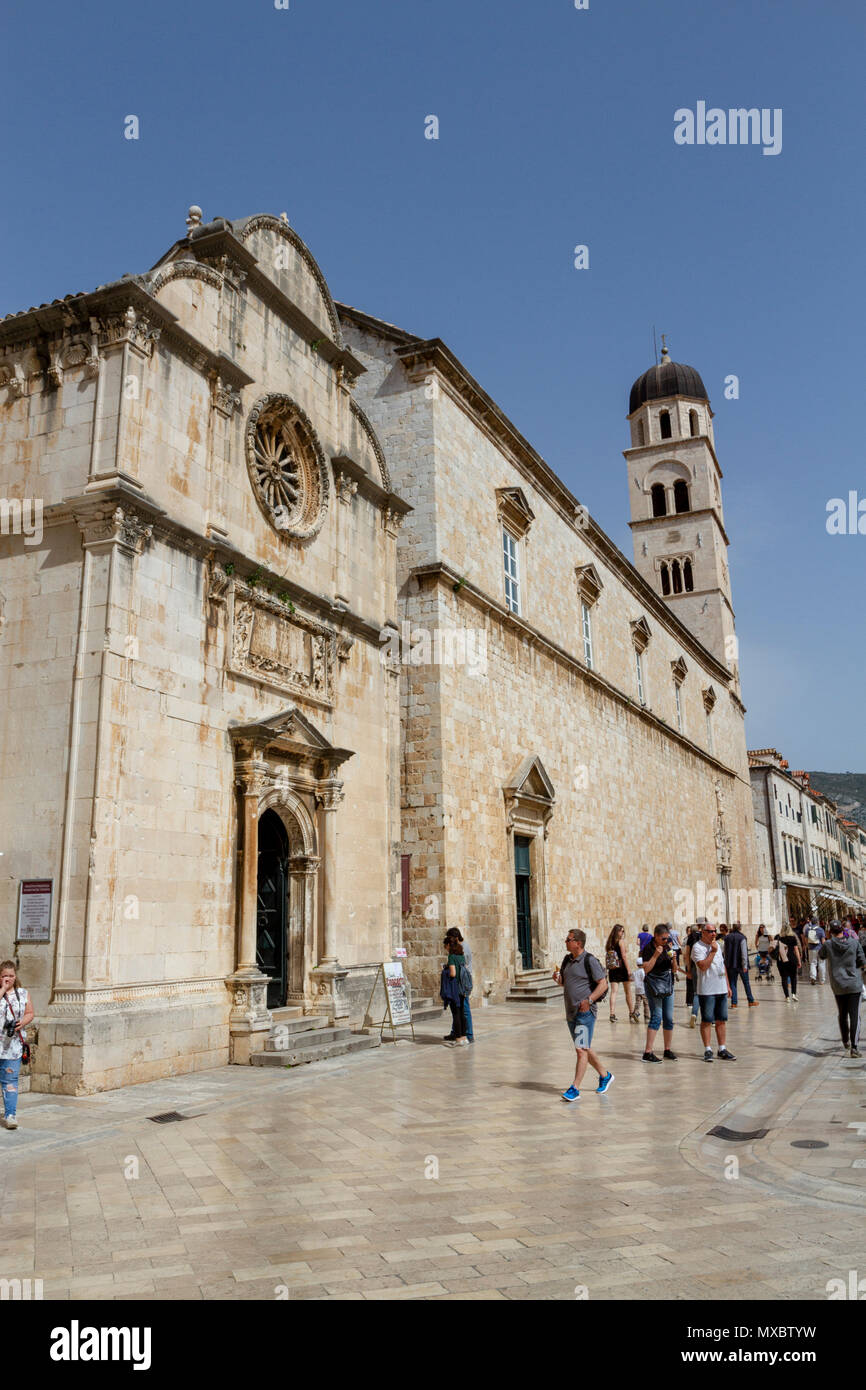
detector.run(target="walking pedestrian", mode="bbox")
[755,925,773,983]
[0,961,33,1130]
[724,921,758,1010]
[805,918,827,984]
[633,957,651,1024]
[440,936,471,1048]
[857,922,866,1001]
[443,928,474,1042]
[640,924,679,1063]
[683,922,703,1028]
[819,923,866,1058]
[552,930,614,1101]
[605,924,636,1023]
[691,923,736,1062]
[773,926,801,1003]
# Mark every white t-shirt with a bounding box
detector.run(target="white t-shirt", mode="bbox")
[0,988,28,1061]
[691,941,728,996]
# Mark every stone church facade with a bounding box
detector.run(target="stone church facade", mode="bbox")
[0,209,761,1092]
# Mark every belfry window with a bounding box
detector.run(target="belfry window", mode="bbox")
[673,480,690,514]
[637,418,646,445]
[659,410,672,440]
[651,483,667,517]
[683,558,694,592]
[689,409,699,437]
[660,562,671,596]
[671,560,683,594]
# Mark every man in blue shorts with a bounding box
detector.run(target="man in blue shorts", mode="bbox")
[691,922,736,1062]
[552,929,614,1101]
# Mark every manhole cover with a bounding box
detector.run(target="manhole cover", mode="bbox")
[148,1111,188,1124]
[791,1139,828,1149]
[708,1125,769,1142]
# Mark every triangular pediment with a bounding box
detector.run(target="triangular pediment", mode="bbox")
[671,656,688,683]
[229,706,354,771]
[575,563,603,605]
[496,486,535,537]
[631,616,652,651]
[504,755,556,804]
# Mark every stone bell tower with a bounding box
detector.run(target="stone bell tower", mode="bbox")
[624,341,739,691]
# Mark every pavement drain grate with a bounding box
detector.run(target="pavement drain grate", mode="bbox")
[707,1125,769,1142]
[148,1111,189,1124]
[790,1139,829,1149]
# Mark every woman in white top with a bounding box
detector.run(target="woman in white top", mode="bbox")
[0,961,34,1130]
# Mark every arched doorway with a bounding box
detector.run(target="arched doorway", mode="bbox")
[256,809,289,1009]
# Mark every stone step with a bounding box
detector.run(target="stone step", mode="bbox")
[516,969,554,982]
[506,979,562,1004]
[252,1033,380,1068]
[264,1024,354,1052]
[407,995,443,1020]
[269,1010,331,1035]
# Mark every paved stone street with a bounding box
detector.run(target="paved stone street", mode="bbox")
[2,979,865,1301]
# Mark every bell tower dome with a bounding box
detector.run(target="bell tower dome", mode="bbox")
[624,343,739,691]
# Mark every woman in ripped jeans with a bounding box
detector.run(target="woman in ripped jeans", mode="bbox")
[0,961,34,1131]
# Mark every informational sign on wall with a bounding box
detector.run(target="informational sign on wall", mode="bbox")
[384,961,411,1024]
[17,879,53,942]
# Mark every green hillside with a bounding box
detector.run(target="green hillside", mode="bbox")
[807,772,866,830]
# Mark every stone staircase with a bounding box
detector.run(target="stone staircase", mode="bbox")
[406,993,444,1021]
[251,1008,379,1068]
[506,968,561,1004]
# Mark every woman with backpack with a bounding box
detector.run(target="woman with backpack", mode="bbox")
[0,960,34,1130]
[440,936,470,1048]
[443,928,474,1042]
[604,924,637,1023]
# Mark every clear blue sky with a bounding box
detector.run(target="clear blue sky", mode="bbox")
[2,0,863,768]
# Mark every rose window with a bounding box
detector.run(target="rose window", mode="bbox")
[245,395,329,539]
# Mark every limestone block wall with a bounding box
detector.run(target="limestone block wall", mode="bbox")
[0,524,81,1011]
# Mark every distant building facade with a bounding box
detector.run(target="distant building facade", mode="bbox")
[749,750,866,923]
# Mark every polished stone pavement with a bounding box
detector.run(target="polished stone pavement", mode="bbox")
[1,975,864,1301]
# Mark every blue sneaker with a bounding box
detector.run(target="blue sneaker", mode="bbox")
[561,1085,581,1102]
[596,1071,615,1095]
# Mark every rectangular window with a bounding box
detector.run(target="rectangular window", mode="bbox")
[674,681,683,733]
[502,528,521,615]
[400,854,411,913]
[706,711,714,755]
[795,845,804,874]
[635,648,645,704]
[581,602,593,668]
[783,840,790,871]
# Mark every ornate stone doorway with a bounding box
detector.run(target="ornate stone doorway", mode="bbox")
[503,756,556,975]
[227,705,355,1062]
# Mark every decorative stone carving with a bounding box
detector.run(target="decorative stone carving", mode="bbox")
[315,781,345,812]
[336,635,354,663]
[210,371,241,418]
[335,471,358,506]
[77,507,153,555]
[245,393,329,540]
[383,507,404,538]
[229,592,336,704]
[99,307,161,357]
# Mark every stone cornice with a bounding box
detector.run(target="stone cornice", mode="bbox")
[629,505,730,548]
[410,560,746,782]
[330,454,412,518]
[0,280,253,392]
[394,338,582,524]
[43,485,391,647]
[624,436,724,479]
